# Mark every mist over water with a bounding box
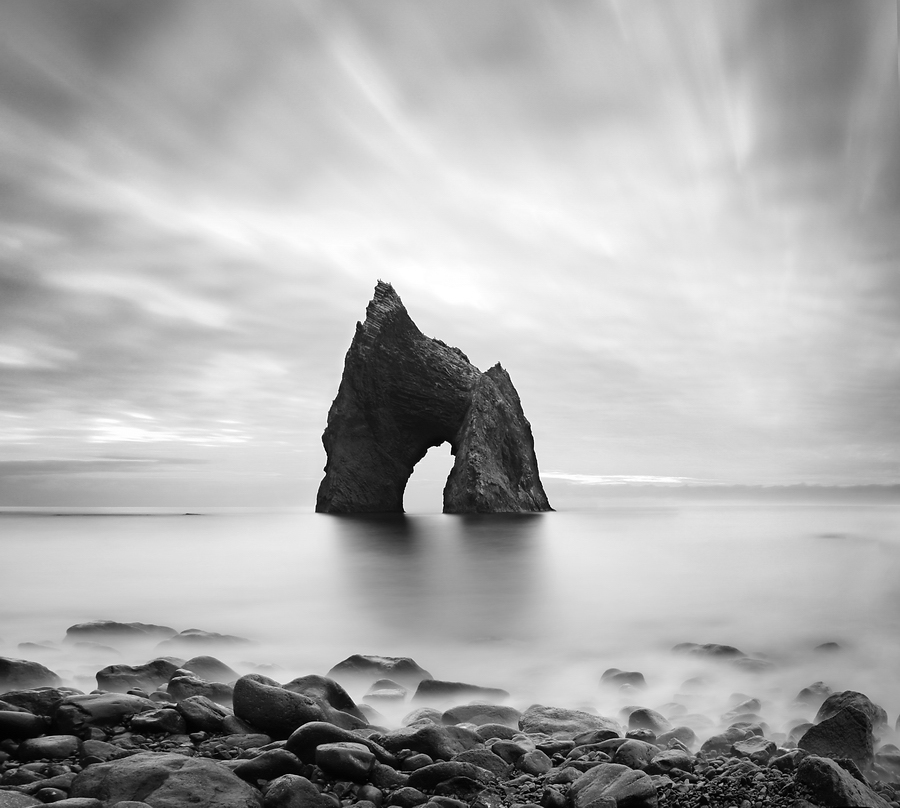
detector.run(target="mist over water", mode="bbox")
[2,504,900,742]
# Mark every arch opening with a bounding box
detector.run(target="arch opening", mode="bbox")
[403,442,454,513]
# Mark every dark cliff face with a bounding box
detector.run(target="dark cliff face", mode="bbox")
[316,281,552,514]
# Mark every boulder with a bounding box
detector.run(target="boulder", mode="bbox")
[626,709,671,735]
[16,734,81,761]
[167,669,234,705]
[517,749,553,775]
[176,694,234,733]
[475,724,518,742]
[95,659,180,693]
[0,657,62,692]
[232,749,305,784]
[815,691,888,730]
[0,794,43,807]
[130,707,187,735]
[379,724,482,761]
[645,749,694,775]
[519,705,621,738]
[70,751,263,807]
[0,688,76,716]
[80,738,134,765]
[282,675,365,720]
[452,749,512,778]
[315,281,552,514]
[407,761,495,791]
[315,742,376,782]
[156,629,252,653]
[365,683,408,706]
[64,621,176,643]
[655,726,696,750]
[180,655,239,683]
[285,721,395,766]
[611,739,657,771]
[0,710,48,739]
[731,735,777,763]
[671,643,744,658]
[796,681,833,708]
[442,704,521,728]
[600,669,646,689]
[403,708,443,727]
[795,754,891,807]
[569,762,657,808]
[53,693,156,736]
[262,774,334,808]
[414,680,509,705]
[232,674,365,740]
[327,655,432,690]
[799,706,875,767]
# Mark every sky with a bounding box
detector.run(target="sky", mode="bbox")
[1,0,899,507]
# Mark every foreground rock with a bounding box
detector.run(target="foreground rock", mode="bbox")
[327,655,432,690]
[69,751,263,807]
[315,280,552,514]
[0,658,62,692]
[799,706,875,767]
[232,674,366,739]
[570,762,658,808]
[5,643,900,808]
[796,755,892,807]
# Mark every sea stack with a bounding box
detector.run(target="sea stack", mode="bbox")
[316,281,552,514]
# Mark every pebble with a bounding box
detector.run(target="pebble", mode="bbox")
[2,645,900,808]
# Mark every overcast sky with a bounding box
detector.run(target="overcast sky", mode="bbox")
[2,0,899,507]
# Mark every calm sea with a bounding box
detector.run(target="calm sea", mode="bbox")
[2,503,899,737]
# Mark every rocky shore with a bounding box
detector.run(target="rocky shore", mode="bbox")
[2,623,899,808]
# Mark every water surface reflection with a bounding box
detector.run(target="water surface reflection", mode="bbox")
[324,513,546,645]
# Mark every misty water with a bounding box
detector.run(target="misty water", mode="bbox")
[2,502,900,744]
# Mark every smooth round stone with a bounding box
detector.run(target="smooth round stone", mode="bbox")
[402,708,443,727]
[646,748,694,774]
[357,785,384,807]
[407,761,494,792]
[569,763,656,808]
[656,726,696,750]
[315,742,376,782]
[401,754,434,772]
[600,669,646,690]
[487,740,527,764]
[181,655,239,683]
[611,739,657,771]
[452,749,510,778]
[387,787,427,808]
[626,708,671,735]
[0,711,47,740]
[624,728,655,743]
[17,735,81,761]
[0,792,43,807]
[233,749,305,783]
[517,749,552,775]
[33,788,67,803]
[130,708,187,736]
[475,724,517,742]
[69,751,262,808]
[263,774,333,808]
[732,735,777,763]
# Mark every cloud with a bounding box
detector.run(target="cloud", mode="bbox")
[0,456,204,477]
[2,0,899,504]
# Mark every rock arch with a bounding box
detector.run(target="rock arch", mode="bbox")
[315,281,552,514]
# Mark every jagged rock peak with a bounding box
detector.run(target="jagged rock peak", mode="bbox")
[316,281,552,514]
